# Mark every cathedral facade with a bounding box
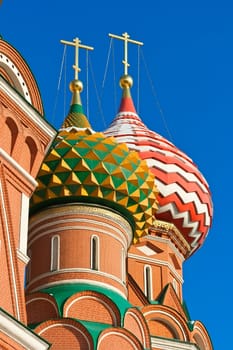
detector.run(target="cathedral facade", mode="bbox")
[0,34,213,350]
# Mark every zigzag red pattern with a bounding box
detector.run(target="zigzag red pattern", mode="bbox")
[104,105,213,255]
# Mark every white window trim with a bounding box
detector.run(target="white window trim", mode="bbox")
[144,265,153,300]
[90,235,99,271]
[50,235,60,271]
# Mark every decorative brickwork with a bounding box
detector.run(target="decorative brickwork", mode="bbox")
[0,36,213,350]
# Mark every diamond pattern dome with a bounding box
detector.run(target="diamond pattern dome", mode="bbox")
[31,127,158,240]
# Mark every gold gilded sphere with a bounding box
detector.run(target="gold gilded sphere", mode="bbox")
[69,79,83,93]
[120,74,133,89]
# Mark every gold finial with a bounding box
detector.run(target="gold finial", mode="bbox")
[119,74,133,89]
[60,37,94,80]
[109,32,143,75]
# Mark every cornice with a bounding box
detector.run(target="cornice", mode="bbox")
[0,308,50,350]
[0,76,55,139]
[150,220,191,258]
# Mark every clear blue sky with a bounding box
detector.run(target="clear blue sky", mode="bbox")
[1,1,231,349]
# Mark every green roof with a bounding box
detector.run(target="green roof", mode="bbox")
[40,283,132,321]
[78,320,110,348]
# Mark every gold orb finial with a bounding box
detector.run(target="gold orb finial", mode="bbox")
[120,74,133,89]
[69,79,83,93]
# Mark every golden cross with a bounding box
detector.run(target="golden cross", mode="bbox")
[109,32,143,75]
[60,37,94,80]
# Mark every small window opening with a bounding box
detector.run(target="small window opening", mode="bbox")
[51,235,60,271]
[91,236,99,271]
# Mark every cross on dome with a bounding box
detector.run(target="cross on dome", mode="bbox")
[109,32,143,75]
[60,37,94,80]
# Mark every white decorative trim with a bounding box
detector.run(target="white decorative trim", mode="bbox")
[0,180,20,320]
[0,53,31,102]
[19,193,29,256]
[0,76,55,139]
[0,309,49,350]
[126,310,146,347]
[193,324,209,349]
[50,235,60,271]
[173,278,178,294]
[29,204,132,248]
[28,278,127,300]
[46,202,131,234]
[144,265,153,300]
[137,245,157,256]
[28,218,128,251]
[0,148,37,187]
[128,253,183,284]
[26,249,32,284]
[16,248,30,264]
[27,267,126,289]
[151,336,198,349]
[90,235,99,271]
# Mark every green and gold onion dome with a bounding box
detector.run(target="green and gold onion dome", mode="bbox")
[30,79,159,241]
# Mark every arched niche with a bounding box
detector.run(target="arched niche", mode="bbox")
[19,134,40,175]
[35,319,94,350]
[141,304,190,342]
[63,290,121,326]
[148,318,179,339]
[26,292,59,325]
[25,136,38,171]
[1,116,19,155]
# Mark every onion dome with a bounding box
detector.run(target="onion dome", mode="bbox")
[30,78,158,241]
[104,74,213,256]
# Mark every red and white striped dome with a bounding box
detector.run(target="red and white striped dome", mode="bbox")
[104,82,213,256]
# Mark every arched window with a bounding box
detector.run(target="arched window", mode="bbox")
[91,235,99,271]
[51,235,60,271]
[3,117,18,154]
[24,136,37,173]
[144,265,153,300]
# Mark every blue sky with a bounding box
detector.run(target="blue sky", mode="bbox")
[1,1,231,349]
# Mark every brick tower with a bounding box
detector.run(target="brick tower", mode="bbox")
[0,32,214,350]
[0,37,55,350]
